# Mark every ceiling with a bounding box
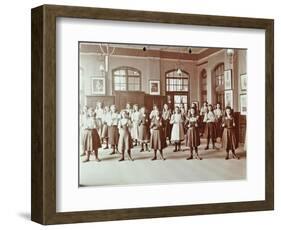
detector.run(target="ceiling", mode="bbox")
[83,43,207,54]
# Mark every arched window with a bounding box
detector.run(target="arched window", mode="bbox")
[213,63,225,107]
[113,66,141,91]
[165,69,190,109]
[200,69,207,105]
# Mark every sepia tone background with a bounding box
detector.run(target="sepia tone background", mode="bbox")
[79,44,247,186]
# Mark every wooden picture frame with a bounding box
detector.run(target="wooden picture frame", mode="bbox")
[224,90,233,108]
[240,73,247,91]
[224,69,232,90]
[31,4,274,225]
[149,80,161,95]
[240,94,247,115]
[91,77,106,95]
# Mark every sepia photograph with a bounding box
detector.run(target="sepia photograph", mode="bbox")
[149,80,160,95]
[79,42,247,187]
[91,77,106,95]
[240,74,247,91]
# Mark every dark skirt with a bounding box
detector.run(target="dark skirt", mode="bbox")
[150,129,167,150]
[199,115,205,136]
[222,128,238,150]
[162,119,172,140]
[108,126,119,145]
[118,128,133,153]
[138,124,150,142]
[101,124,108,138]
[215,118,223,139]
[205,122,216,139]
[186,127,200,147]
[82,129,101,152]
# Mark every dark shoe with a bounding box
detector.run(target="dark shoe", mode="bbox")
[109,151,115,155]
[232,152,240,160]
[140,149,144,152]
[159,153,166,160]
[128,154,134,161]
[204,146,209,150]
[118,158,125,161]
[103,146,109,149]
[82,158,90,163]
[145,145,150,152]
[186,155,193,160]
[151,157,157,161]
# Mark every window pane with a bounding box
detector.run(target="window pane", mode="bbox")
[115,76,126,83]
[182,85,188,91]
[128,84,134,91]
[128,77,134,84]
[119,70,126,75]
[120,84,126,90]
[115,84,121,90]
[174,95,181,103]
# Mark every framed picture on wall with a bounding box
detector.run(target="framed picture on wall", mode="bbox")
[224,69,232,90]
[224,90,233,108]
[91,77,106,95]
[240,74,247,91]
[149,80,160,95]
[240,94,247,115]
[31,4,273,225]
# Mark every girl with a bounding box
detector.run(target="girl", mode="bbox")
[80,105,88,156]
[222,106,239,160]
[118,110,134,161]
[101,105,110,149]
[170,106,185,152]
[186,107,202,160]
[199,101,208,136]
[131,104,140,146]
[138,107,150,152]
[125,103,133,118]
[95,101,104,137]
[214,103,223,141]
[82,108,101,162]
[200,101,208,116]
[162,103,172,144]
[150,110,167,160]
[203,104,217,150]
[149,104,159,119]
[107,105,120,155]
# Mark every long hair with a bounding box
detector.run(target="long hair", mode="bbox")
[224,106,233,117]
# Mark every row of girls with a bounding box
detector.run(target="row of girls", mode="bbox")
[80,101,239,162]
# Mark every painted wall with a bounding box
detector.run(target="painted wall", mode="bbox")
[80,49,246,111]
[80,54,197,96]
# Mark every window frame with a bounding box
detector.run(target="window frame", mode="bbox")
[213,63,225,106]
[112,66,141,92]
[165,69,190,93]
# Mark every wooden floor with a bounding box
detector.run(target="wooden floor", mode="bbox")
[79,139,246,187]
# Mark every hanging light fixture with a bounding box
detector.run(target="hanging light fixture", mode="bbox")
[99,64,105,72]
[99,44,115,73]
[176,68,182,75]
[226,48,234,64]
[176,52,183,76]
